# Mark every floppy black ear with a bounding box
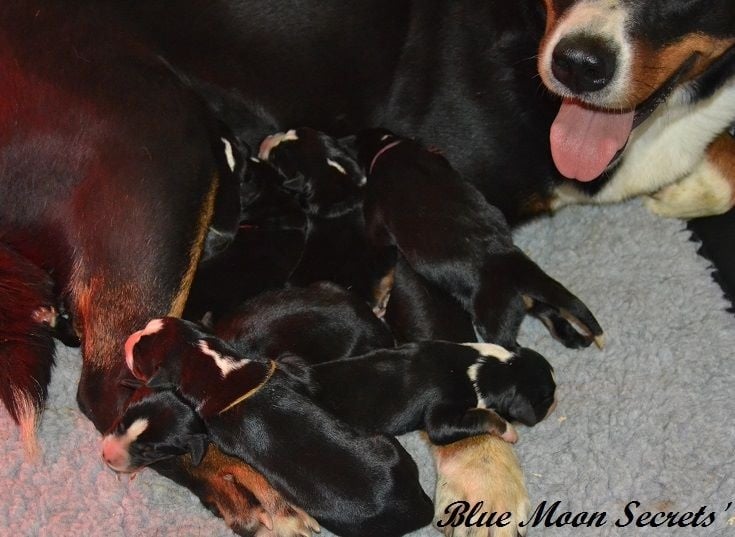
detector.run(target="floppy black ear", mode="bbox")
[498,387,539,426]
[188,434,209,466]
[145,363,179,389]
[281,171,307,194]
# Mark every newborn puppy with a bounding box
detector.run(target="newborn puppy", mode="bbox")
[385,255,477,344]
[213,281,394,364]
[102,388,207,473]
[259,127,396,311]
[185,156,306,321]
[117,317,433,537]
[313,342,556,444]
[354,128,605,349]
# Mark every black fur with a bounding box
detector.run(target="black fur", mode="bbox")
[313,341,556,444]
[355,129,604,349]
[123,317,433,537]
[213,281,394,364]
[261,127,396,307]
[185,157,306,322]
[103,388,208,471]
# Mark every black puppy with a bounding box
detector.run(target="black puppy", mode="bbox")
[313,341,555,445]
[118,317,433,537]
[385,255,477,344]
[185,156,306,322]
[355,129,605,349]
[102,388,208,473]
[213,281,394,364]
[259,127,396,311]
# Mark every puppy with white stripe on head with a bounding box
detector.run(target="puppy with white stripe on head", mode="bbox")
[106,317,434,537]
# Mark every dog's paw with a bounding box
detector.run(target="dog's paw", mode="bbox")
[524,296,604,351]
[257,503,320,537]
[645,160,734,219]
[432,435,530,537]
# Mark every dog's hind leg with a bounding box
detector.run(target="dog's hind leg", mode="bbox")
[0,244,58,457]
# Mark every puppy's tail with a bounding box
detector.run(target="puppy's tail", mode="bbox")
[474,250,604,349]
[0,246,58,458]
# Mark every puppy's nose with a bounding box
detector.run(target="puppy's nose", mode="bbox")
[552,35,617,93]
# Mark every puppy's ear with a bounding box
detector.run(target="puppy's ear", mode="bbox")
[145,363,179,389]
[187,434,209,466]
[504,392,539,427]
[281,172,307,194]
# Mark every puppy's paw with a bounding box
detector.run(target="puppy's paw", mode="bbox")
[524,296,604,350]
[261,504,320,537]
[432,436,530,537]
[645,160,734,219]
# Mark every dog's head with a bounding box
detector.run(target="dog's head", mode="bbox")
[258,127,366,217]
[538,0,735,182]
[101,389,208,473]
[470,345,557,427]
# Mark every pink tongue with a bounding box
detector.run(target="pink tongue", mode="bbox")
[550,99,634,182]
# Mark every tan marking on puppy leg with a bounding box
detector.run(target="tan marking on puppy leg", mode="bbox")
[372,267,395,319]
[645,134,735,218]
[187,447,319,537]
[170,172,220,317]
[629,36,735,108]
[432,435,530,537]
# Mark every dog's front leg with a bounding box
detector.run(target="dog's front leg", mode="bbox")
[645,130,735,219]
[432,435,531,537]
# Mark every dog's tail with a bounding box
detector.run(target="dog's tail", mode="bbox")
[0,246,58,458]
[474,250,604,349]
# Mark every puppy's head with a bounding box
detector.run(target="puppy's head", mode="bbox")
[238,157,304,225]
[258,127,366,217]
[469,344,557,426]
[123,317,272,419]
[101,389,208,473]
[538,0,735,182]
[124,317,248,389]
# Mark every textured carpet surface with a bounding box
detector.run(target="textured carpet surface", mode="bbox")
[2,201,734,537]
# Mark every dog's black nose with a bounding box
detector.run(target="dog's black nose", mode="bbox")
[551,35,617,94]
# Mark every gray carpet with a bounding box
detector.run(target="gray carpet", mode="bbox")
[2,200,734,537]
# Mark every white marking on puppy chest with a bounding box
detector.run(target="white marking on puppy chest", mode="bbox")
[197,340,249,377]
